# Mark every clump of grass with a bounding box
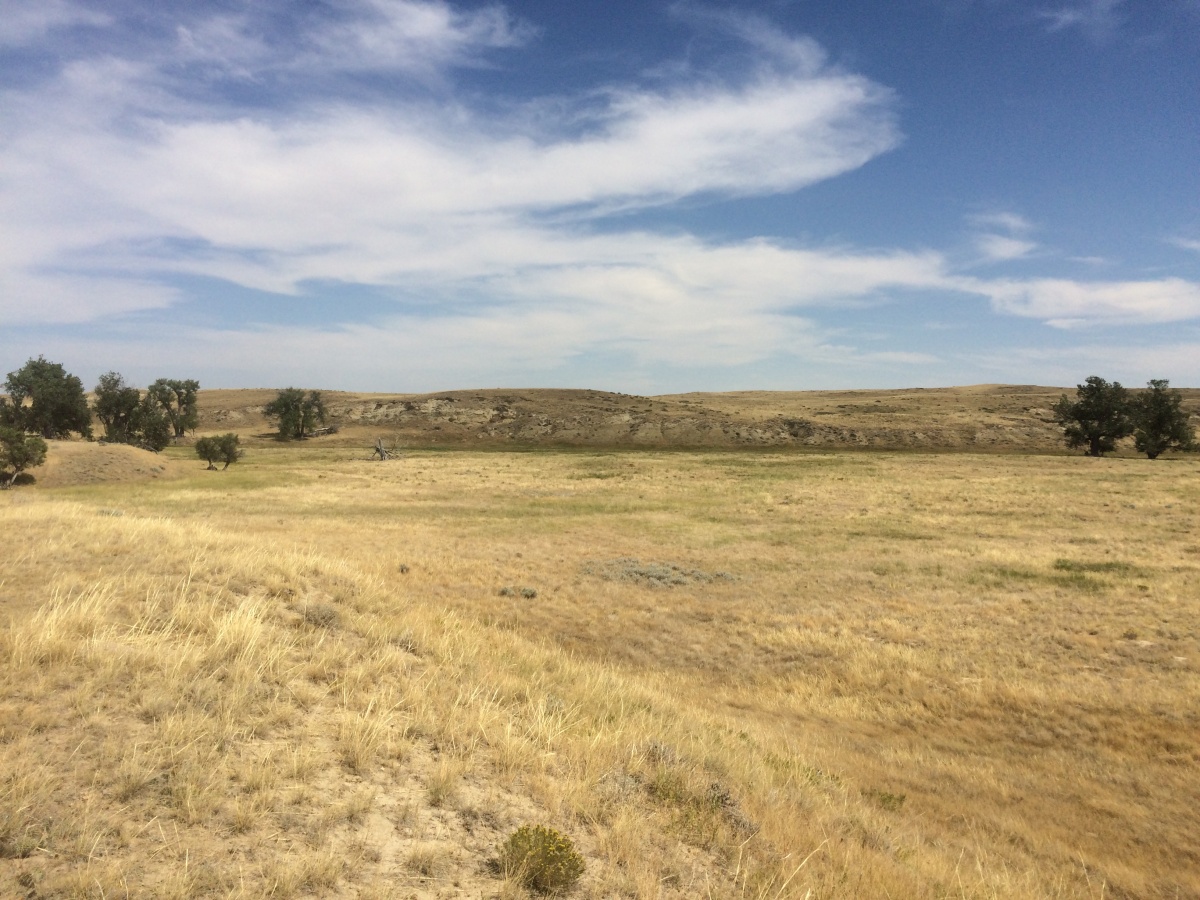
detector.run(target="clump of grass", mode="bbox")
[1053,558,1139,575]
[302,602,340,629]
[337,699,392,774]
[865,789,907,812]
[498,586,538,599]
[581,558,735,588]
[498,824,585,894]
[425,757,461,808]
[406,842,452,879]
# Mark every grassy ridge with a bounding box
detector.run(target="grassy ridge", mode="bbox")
[2,446,1199,898]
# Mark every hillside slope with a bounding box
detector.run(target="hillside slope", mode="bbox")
[193,384,1200,453]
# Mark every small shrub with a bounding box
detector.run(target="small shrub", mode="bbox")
[303,603,340,629]
[498,824,584,894]
[866,789,907,812]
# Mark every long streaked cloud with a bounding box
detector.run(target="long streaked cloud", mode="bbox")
[1,3,903,323]
[973,277,1200,327]
[2,0,1199,388]
[170,0,534,82]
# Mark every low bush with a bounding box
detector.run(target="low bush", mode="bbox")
[498,824,584,894]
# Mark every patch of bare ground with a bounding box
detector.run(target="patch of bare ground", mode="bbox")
[2,440,1199,898]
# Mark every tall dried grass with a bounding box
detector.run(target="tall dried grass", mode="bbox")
[0,446,1197,897]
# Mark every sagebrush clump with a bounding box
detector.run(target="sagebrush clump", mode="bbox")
[498,824,584,894]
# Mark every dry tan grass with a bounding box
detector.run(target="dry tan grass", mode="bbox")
[1,443,1198,898]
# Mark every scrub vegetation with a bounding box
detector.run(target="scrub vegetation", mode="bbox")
[2,439,1198,898]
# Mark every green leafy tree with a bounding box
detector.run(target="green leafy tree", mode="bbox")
[147,378,200,439]
[1053,376,1133,457]
[263,388,327,440]
[133,395,172,452]
[4,357,92,439]
[0,426,48,488]
[195,433,241,470]
[93,371,142,443]
[92,373,171,451]
[1132,379,1195,459]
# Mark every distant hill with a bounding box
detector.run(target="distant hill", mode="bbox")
[190,384,1199,454]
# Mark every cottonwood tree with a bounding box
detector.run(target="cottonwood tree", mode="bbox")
[1132,379,1195,459]
[264,388,327,440]
[0,426,47,487]
[92,373,171,451]
[93,371,141,443]
[147,378,200,439]
[133,396,172,451]
[4,357,92,439]
[195,433,241,469]
[1053,376,1133,457]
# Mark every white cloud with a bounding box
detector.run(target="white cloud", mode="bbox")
[1169,237,1200,254]
[974,277,1200,326]
[1039,0,1125,40]
[0,5,903,333]
[974,341,1200,387]
[0,272,177,325]
[969,210,1038,262]
[0,0,109,46]
[975,234,1038,262]
[3,1,1198,390]
[163,1,533,82]
[970,211,1033,233]
[309,0,533,74]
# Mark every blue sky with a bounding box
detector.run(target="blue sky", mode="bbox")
[2,0,1198,392]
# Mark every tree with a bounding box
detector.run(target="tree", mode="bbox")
[1053,376,1133,457]
[147,378,200,439]
[195,433,241,470]
[1132,379,1195,459]
[92,373,171,451]
[0,426,48,487]
[93,371,141,443]
[133,395,172,452]
[263,388,327,440]
[4,357,92,439]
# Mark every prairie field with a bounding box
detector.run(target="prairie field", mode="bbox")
[2,442,1198,898]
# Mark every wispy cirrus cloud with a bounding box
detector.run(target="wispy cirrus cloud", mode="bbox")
[1039,0,1125,41]
[0,2,903,334]
[0,0,110,46]
[2,0,1199,391]
[1169,236,1200,254]
[969,211,1038,262]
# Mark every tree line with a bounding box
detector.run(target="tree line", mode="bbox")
[1054,377,1195,458]
[1,356,1195,487]
[0,357,340,486]
[0,356,241,486]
